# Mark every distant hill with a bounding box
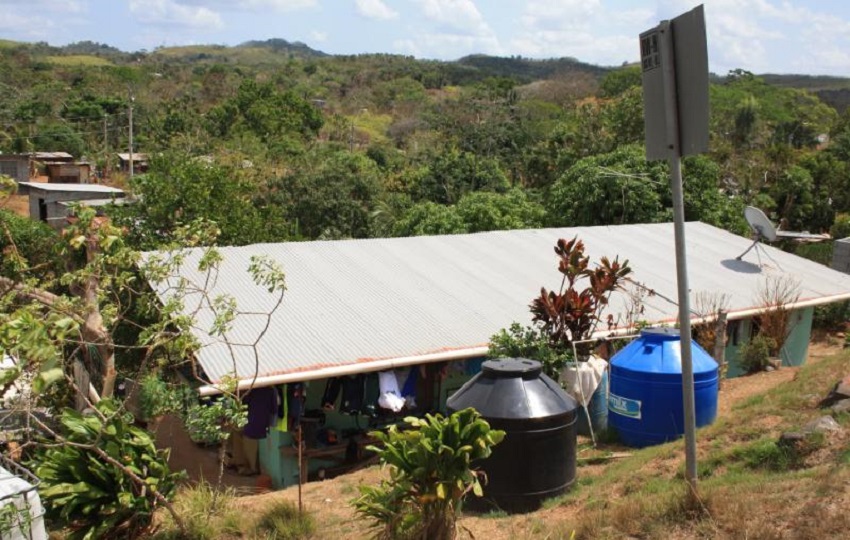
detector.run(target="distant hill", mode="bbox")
[455,54,610,83]
[237,38,328,58]
[760,74,850,114]
[3,36,848,108]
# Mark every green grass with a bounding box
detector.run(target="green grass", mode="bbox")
[154,482,246,539]
[253,499,315,540]
[45,55,114,66]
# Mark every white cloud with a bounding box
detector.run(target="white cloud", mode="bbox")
[405,0,502,58]
[407,31,501,58]
[354,0,398,20]
[178,0,316,11]
[510,0,650,66]
[700,0,850,74]
[130,0,223,29]
[414,0,491,35]
[0,0,86,13]
[310,30,327,42]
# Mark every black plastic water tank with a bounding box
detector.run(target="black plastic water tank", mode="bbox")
[447,358,578,513]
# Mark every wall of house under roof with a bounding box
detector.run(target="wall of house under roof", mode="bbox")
[259,359,482,489]
[723,307,813,378]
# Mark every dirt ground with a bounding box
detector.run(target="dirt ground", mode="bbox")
[152,414,260,493]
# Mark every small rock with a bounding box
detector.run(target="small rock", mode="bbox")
[836,377,850,398]
[818,376,850,407]
[778,432,806,448]
[831,399,850,414]
[802,415,842,434]
[764,365,775,372]
[324,498,333,503]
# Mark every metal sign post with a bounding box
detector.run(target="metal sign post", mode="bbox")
[640,5,709,494]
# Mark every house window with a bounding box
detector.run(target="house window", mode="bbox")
[726,320,741,347]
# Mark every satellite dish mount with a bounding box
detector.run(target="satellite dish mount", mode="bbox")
[736,206,828,265]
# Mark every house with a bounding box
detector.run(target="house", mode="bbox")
[45,162,91,184]
[17,182,124,229]
[116,153,149,174]
[833,238,850,275]
[0,152,75,184]
[148,222,850,488]
[0,154,29,183]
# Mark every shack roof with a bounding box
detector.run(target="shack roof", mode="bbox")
[147,222,850,388]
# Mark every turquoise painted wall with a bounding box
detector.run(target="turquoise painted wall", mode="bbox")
[724,317,753,379]
[780,307,813,367]
[722,307,814,379]
[259,359,482,489]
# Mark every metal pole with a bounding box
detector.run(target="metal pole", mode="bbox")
[297,423,303,513]
[128,94,134,181]
[102,114,108,183]
[658,21,698,491]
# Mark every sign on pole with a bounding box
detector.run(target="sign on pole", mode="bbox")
[639,4,710,494]
[641,5,709,160]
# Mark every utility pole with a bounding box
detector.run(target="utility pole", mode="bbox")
[128,93,135,181]
[102,114,108,182]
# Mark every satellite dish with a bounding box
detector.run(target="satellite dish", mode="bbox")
[744,206,777,242]
[736,206,830,263]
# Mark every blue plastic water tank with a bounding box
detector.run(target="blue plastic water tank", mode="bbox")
[608,328,718,448]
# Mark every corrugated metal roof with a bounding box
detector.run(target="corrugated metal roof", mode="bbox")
[18,182,124,194]
[116,153,149,161]
[147,222,850,384]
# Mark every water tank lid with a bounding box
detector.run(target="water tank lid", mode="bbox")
[482,358,542,379]
[641,327,680,340]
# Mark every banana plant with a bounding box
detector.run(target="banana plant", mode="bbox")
[31,399,183,540]
[353,407,504,540]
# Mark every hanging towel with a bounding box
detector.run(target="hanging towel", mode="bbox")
[377,370,405,412]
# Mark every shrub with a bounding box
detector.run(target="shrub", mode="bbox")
[831,213,850,240]
[488,322,571,382]
[32,400,183,539]
[353,408,505,540]
[738,334,776,373]
[812,301,850,330]
[0,208,62,281]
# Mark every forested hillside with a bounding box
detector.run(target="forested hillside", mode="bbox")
[3,38,850,250]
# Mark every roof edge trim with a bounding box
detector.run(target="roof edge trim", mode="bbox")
[198,346,490,396]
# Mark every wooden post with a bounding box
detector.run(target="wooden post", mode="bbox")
[297,422,303,513]
[713,311,728,387]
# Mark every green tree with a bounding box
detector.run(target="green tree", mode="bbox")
[393,202,467,237]
[771,165,815,231]
[272,151,383,239]
[206,79,323,156]
[410,149,509,205]
[113,152,275,248]
[598,66,641,98]
[455,188,545,232]
[546,145,668,227]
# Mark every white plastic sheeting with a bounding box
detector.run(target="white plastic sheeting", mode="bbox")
[0,462,46,540]
[561,356,608,408]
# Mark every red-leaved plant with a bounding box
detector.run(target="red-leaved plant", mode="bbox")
[530,236,632,359]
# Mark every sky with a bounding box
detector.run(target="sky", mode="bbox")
[1,0,849,76]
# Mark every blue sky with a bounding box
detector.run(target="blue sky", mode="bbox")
[1,0,849,76]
